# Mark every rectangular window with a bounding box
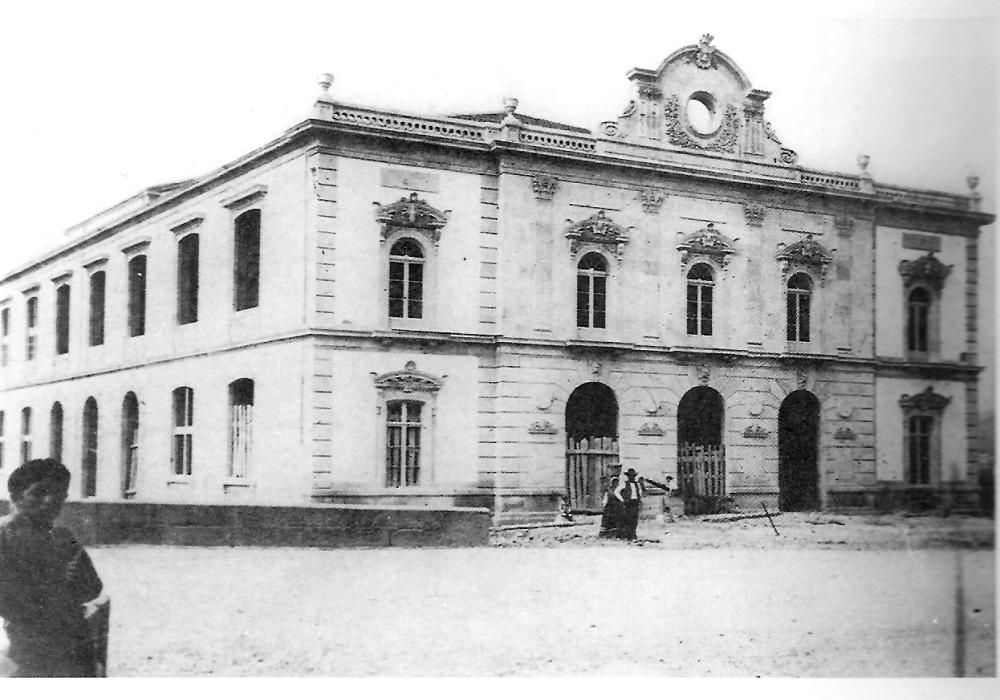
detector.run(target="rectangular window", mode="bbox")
[26,295,38,360]
[228,380,254,478]
[906,415,933,485]
[386,401,421,487]
[177,234,200,324]
[787,292,811,342]
[234,210,261,311]
[576,275,590,328]
[172,387,194,476]
[128,256,147,337]
[20,407,31,464]
[89,271,105,346]
[55,284,70,355]
[1,306,9,366]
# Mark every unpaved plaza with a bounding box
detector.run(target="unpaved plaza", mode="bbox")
[88,516,995,677]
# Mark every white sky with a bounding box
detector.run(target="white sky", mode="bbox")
[0,0,996,417]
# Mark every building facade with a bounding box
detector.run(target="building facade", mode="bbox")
[0,37,992,521]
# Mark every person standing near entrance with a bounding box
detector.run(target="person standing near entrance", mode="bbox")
[615,468,644,540]
[599,468,623,538]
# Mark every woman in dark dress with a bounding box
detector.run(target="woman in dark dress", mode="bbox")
[599,473,624,538]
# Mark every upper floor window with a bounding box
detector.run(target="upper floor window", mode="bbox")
[25,295,38,360]
[907,287,931,353]
[177,233,200,324]
[55,283,71,355]
[128,255,147,337]
[1,306,9,366]
[786,273,813,343]
[576,252,607,329]
[686,263,714,336]
[228,379,254,478]
[89,271,106,346]
[388,238,424,319]
[234,210,261,311]
[20,407,32,463]
[172,386,194,476]
[386,400,423,487]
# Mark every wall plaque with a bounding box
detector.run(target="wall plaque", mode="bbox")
[380,168,440,193]
[902,233,941,252]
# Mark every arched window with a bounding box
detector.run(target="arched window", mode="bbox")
[786,273,813,342]
[686,263,714,336]
[388,238,424,319]
[234,210,261,311]
[20,407,32,463]
[228,379,254,478]
[907,287,931,353]
[89,270,106,346]
[55,283,70,355]
[122,392,139,498]
[177,233,200,324]
[576,252,608,329]
[386,400,423,487]
[50,402,63,461]
[127,255,147,337]
[82,398,98,497]
[25,294,38,360]
[172,387,194,476]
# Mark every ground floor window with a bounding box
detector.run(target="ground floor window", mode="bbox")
[386,400,422,487]
[906,415,933,485]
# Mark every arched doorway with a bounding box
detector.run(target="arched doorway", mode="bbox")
[565,382,618,512]
[778,390,820,511]
[677,386,726,513]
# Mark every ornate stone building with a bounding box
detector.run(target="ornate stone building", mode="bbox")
[0,37,991,521]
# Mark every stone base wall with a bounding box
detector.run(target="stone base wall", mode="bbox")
[0,501,491,548]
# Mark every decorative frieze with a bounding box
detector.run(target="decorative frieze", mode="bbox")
[744,203,766,227]
[743,425,769,439]
[374,192,450,244]
[565,210,631,261]
[528,420,558,435]
[531,175,559,201]
[677,223,737,270]
[373,361,443,394]
[638,422,664,437]
[639,188,665,214]
[899,387,951,412]
[898,252,952,293]
[776,234,833,284]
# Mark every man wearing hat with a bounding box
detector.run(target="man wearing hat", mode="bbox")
[614,467,645,540]
[0,459,103,677]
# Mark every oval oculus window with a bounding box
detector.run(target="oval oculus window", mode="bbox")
[686,91,718,136]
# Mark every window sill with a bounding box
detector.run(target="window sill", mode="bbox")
[166,477,192,486]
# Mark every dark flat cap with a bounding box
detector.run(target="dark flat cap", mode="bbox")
[7,458,71,500]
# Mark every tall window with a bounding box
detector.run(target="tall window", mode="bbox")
[49,402,63,461]
[128,255,147,337]
[686,263,714,336]
[55,283,71,355]
[89,271,106,346]
[576,252,607,329]
[906,415,933,485]
[1,306,9,365]
[122,392,139,498]
[907,287,931,353]
[82,397,98,497]
[234,210,261,311]
[25,295,38,360]
[388,238,424,319]
[177,234,200,324]
[386,400,422,487]
[20,407,31,463]
[172,387,194,476]
[786,273,813,342]
[228,379,254,478]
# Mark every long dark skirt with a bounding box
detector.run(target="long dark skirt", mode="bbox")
[599,500,624,538]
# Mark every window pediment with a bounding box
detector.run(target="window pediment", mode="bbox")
[375,192,450,244]
[565,210,630,260]
[373,361,444,394]
[898,253,952,293]
[776,235,833,283]
[677,223,735,269]
[899,386,951,413]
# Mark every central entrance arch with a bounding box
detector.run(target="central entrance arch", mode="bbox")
[565,382,618,513]
[676,386,726,513]
[778,390,821,511]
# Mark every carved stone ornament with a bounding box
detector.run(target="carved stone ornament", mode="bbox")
[744,203,766,227]
[374,192,449,244]
[373,361,443,394]
[743,424,769,439]
[638,84,663,100]
[640,188,665,214]
[776,234,833,284]
[531,175,559,201]
[834,216,855,237]
[834,427,857,441]
[796,369,809,390]
[697,364,711,385]
[899,387,951,413]
[565,210,631,261]
[638,422,665,437]
[898,252,952,294]
[528,420,558,435]
[664,94,740,153]
[690,33,716,70]
[677,223,737,270]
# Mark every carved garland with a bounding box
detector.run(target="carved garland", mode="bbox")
[677,223,736,270]
[374,192,450,245]
[898,252,952,294]
[373,361,444,395]
[776,235,833,285]
[565,210,631,261]
[899,387,951,413]
[663,94,740,153]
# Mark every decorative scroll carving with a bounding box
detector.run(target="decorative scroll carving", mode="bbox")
[599,121,620,137]
[744,203,766,227]
[638,84,663,100]
[834,427,857,441]
[898,252,952,294]
[677,223,737,270]
[531,175,559,201]
[834,216,855,237]
[640,188,665,214]
[664,94,740,153]
[899,387,951,413]
[638,422,665,437]
[776,234,833,284]
[690,33,716,70]
[373,360,443,394]
[374,192,449,244]
[779,148,799,165]
[743,425,769,439]
[528,420,558,435]
[697,364,710,385]
[565,210,631,261]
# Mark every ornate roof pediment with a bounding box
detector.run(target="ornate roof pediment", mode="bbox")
[776,235,833,282]
[565,210,631,260]
[374,192,450,244]
[898,253,952,292]
[373,361,443,394]
[677,223,736,269]
[899,386,951,413]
